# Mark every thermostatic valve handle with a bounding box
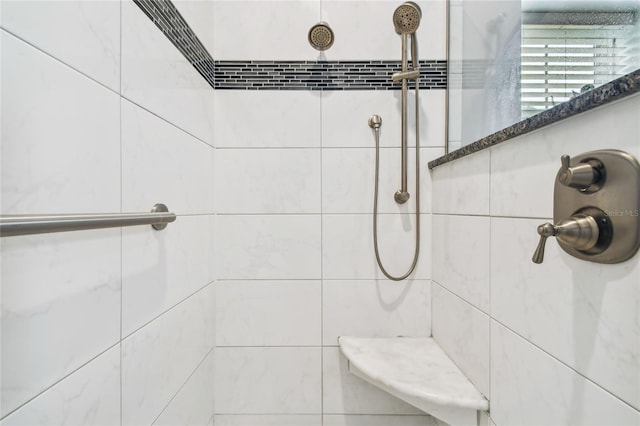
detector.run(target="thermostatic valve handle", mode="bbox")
[532,215,600,264]
[532,223,556,264]
[559,155,602,190]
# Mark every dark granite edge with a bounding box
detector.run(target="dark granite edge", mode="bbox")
[428,68,640,169]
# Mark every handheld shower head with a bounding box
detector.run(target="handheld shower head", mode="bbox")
[393,1,422,35]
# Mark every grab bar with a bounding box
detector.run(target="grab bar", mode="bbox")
[0,203,176,237]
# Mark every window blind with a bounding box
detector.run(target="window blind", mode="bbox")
[521,23,637,118]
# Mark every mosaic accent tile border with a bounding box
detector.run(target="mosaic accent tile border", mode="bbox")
[133,0,215,85]
[213,60,447,90]
[134,0,448,91]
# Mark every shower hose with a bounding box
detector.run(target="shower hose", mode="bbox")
[372,81,420,282]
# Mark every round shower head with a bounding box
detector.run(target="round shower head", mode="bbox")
[308,22,334,51]
[393,1,422,35]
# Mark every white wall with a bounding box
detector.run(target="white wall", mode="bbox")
[212,1,446,425]
[0,1,216,425]
[431,92,640,425]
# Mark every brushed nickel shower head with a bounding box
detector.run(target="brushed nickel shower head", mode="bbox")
[393,1,422,35]
[308,22,334,51]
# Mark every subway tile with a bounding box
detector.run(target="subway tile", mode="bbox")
[491,321,640,425]
[0,346,120,426]
[322,347,423,415]
[216,215,321,280]
[121,284,215,426]
[1,1,120,90]
[432,214,490,313]
[215,149,321,214]
[215,347,322,414]
[322,279,431,346]
[216,280,321,346]
[431,283,490,398]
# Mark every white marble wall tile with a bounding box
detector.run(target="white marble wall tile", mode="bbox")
[213,1,320,60]
[479,411,496,426]
[215,347,322,414]
[431,149,490,215]
[121,1,215,145]
[215,415,322,426]
[122,283,215,426]
[321,90,446,149]
[216,280,321,346]
[216,215,322,279]
[322,214,431,280]
[0,346,120,426]
[322,347,424,415]
[320,0,447,61]
[214,91,321,148]
[122,215,214,336]
[491,217,640,409]
[121,100,215,215]
[431,283,490,398]
[322,415,437,426]
[215,149,321,214]
[0,229,121,417]
[490,93,640,219]
[172,0,215,56]
[432,214,490,312]
[0,1,120,90]
[322,148,443,215]
[322,279,431,345]
[491,321,640,426]
[0,31,120,215]
[154,349,215,426]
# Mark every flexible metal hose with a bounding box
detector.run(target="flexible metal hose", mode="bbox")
[372,70,420,281]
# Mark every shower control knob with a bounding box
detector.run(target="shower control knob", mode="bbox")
[532,214,601,264]
[559,155,603,191]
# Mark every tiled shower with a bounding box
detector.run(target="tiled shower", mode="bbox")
[1,1,639,426]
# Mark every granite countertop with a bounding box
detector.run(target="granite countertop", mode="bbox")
[429,68,640,169]
[338,336,489,426]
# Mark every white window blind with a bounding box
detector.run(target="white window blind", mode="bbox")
[521,23,637,118]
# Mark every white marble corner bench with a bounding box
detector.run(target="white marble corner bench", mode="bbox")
[338,336,489,426]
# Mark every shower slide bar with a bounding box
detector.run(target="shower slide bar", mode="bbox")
[0,203,176,237]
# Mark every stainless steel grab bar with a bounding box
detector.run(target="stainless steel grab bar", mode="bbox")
[0,203,176,237]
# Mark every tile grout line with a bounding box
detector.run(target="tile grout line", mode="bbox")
[119,0,124,423]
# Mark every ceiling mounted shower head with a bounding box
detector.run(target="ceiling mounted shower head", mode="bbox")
[308,22,334,51]
[393,1,422,35]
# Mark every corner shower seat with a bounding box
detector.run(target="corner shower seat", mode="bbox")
[338,336,489,426]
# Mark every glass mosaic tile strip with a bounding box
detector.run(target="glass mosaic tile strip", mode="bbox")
[213,60,447,90]
[134,0,447,91]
